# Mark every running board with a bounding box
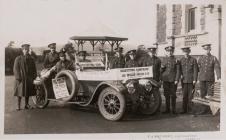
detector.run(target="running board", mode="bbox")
[48,99,86,105]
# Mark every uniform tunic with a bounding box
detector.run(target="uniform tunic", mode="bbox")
[13,55,37,97]
[43,52,59,69]
[198,54,221,97]
[161,56,180,82]
[198,54,221,81]
[180,56,198,83]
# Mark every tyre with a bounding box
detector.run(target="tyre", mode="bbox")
[139,88,162,115]
[55,70,79,102]
[98,87,126,121]
[32,84,49,109]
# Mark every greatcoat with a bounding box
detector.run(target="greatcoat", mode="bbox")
[13,55,37,97]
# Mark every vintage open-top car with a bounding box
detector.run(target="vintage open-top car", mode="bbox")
[32,36,162,121]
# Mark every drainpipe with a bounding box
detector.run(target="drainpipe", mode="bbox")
[218,5,222,64]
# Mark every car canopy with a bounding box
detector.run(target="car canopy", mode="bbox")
[70,36,128,52]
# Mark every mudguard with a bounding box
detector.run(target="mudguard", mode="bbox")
[79,81,127,106]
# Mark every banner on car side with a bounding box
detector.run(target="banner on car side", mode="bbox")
[76,66,153,81]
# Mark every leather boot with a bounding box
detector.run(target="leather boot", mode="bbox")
[163,96,170,114]
[171,97,177,114]
[24,97,33,109]
[16,97,21,111]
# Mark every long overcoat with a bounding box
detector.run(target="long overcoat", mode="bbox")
[13,55,37,97]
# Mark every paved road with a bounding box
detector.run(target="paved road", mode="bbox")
[4,76,220,134]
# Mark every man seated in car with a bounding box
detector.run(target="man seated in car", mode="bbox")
[51,52,75,73]
[78,51,91,62]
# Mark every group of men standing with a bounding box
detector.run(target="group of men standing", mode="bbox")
[13,42,221,114]
[13,43,76,110]
[109,43,221,115]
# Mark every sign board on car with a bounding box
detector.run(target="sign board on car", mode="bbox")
[52,77,70,99]
[76,66,153,81]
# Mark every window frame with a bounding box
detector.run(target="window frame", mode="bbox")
[187,7,197,33]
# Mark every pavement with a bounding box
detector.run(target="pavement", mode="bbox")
[4,76,220,134]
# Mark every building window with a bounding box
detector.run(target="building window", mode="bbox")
[188,8,196,32]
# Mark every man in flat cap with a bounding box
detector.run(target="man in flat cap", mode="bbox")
[13,44,37,110]
[161,46,180,114]
[198,44,221,98]
[125,50,139,68]
[43,43,59,69]
[140,46,161,82]
[109,47,125,69]
[179,47,198,114]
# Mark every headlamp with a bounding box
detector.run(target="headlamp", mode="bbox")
[126,81,136,94]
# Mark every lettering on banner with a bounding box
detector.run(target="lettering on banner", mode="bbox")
[119,66,153,79]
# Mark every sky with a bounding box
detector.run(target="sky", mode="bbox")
[0,0,156,49]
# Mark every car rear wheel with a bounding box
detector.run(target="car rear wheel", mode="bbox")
[139,88,162,115]
[98,87,125,121]
[32,84,49,109]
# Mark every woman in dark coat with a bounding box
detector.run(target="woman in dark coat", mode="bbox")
[13,44,37,110]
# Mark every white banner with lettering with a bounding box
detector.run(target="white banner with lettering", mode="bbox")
[76,66,153,81]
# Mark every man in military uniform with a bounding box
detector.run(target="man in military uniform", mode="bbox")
[125,50,139,68]
[140,47,161,82]
[43,43,59,69]
[179,47,198,114]
[161,46,180,114]
[109,47,125,69]
[198,44,221,98]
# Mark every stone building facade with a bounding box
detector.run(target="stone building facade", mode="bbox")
[156,4,222,62]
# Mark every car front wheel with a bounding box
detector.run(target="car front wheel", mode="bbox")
[98,87,125,121]
[139,88,162,115]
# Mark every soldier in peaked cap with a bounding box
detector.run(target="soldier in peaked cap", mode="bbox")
[109,47,125,69]
[179,47,198,114]
[161,45,180,114]
[13,44,37,110]
[194,43,221,115]
[43,43,59,69]
[125,50,139,68]
[198,43,221,98]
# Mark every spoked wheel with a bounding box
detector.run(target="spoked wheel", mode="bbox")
[139,88,162,115]
[98,87,125,121]
[32,84,49,109]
